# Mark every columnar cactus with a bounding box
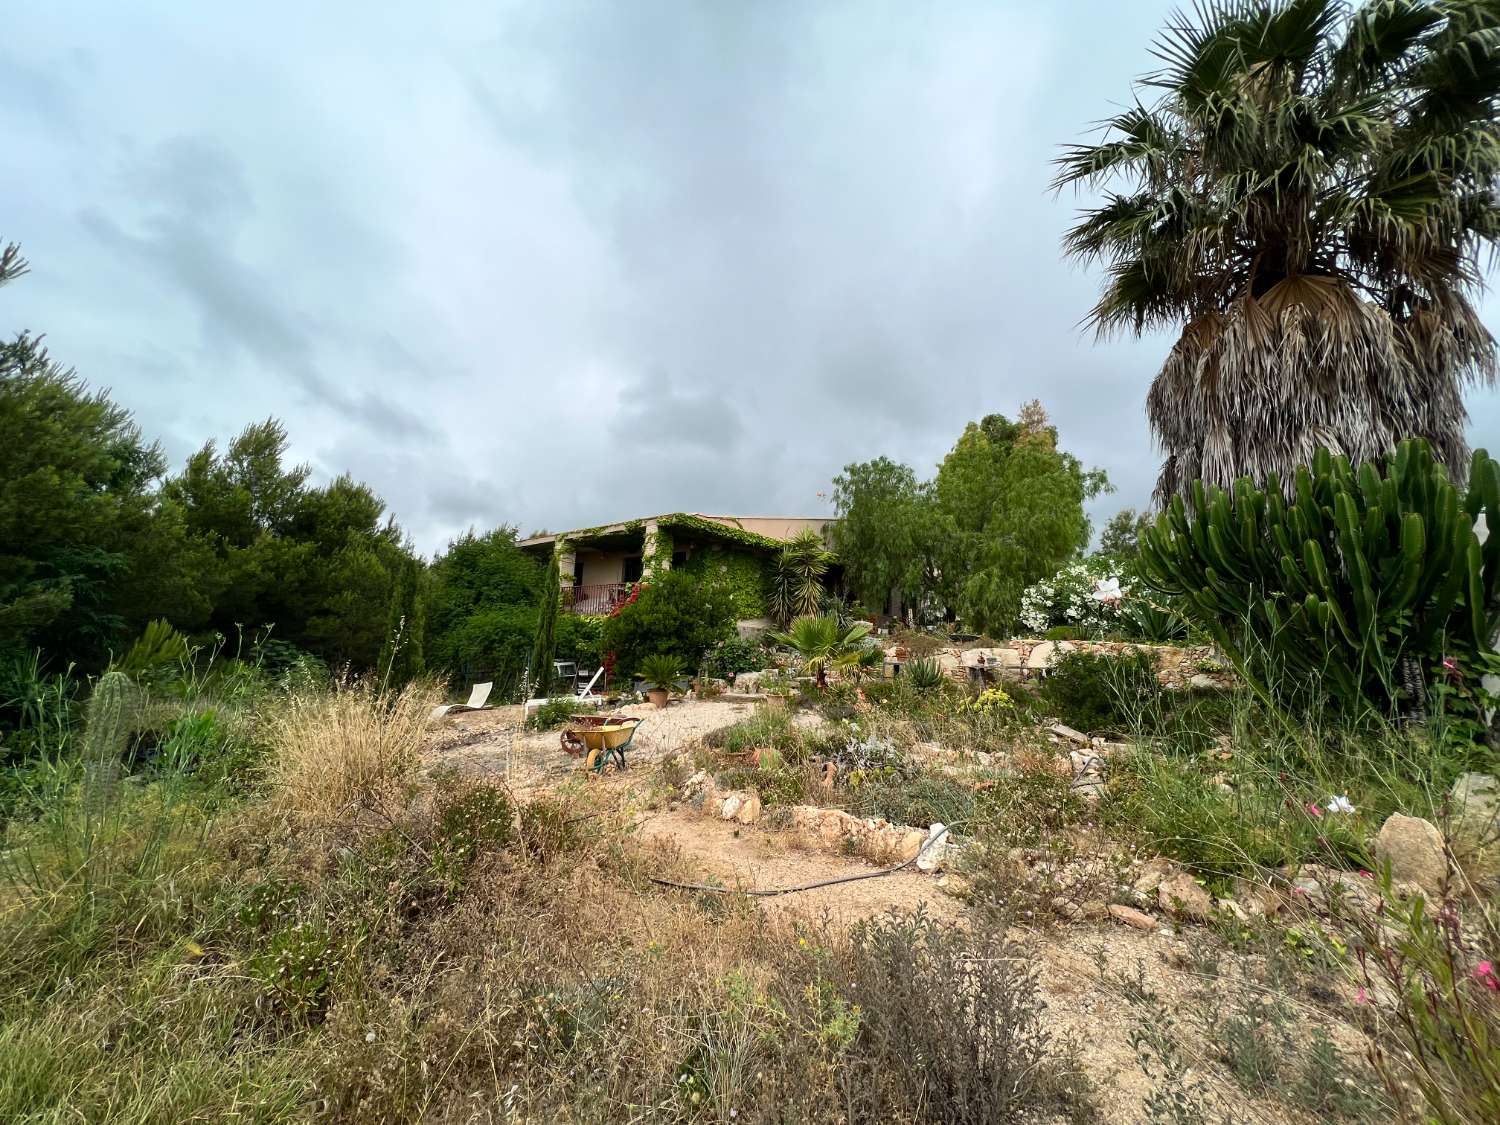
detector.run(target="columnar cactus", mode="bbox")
[1140,440,1498,723]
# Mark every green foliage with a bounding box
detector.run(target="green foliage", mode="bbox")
[767,615,872,688]
[524,697,582,731]
[1057,0,1500,501]
[378,555,425,689]
[528,551,561,697]
[680,544,769,620]
[1140,441,1499,724]
[833,406,1108,633]
[602,569,736,680]
[1099,508,1152,560]
[425,527,541,692]
[1045,625,1085,641]
[435,784,515,865]
[832,456,935,615]
[770,530,831,625]
[637,653,684,689]
[702,636,767,681]
[850,773,976,828]
[1041,650,1160,734]
[554,612,604,668]
[904,656,946,693]
[246,918,343,1020]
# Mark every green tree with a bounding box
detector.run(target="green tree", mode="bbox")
[425,527,541,687]
[932,405,1108,634]
[528,551,561,697]
[1057,0,1500,501]
[0,334,211,667]
[1097,508,1152,560]
[831,456,936,616]
[378,554,426,689]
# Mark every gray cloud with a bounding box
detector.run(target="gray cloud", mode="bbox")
[2,0,1495,557]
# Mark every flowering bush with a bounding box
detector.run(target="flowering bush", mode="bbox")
[1019,557,1129,636]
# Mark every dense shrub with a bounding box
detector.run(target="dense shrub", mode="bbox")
[1141,440,1499,728]
[524,697,582,730]
[850,773,975,828]
[701,636,768,680]
[601,570,736,680]
[1040,649,1159,734]
[1019,556,1126,636]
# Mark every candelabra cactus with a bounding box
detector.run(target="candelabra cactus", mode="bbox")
[1140,440,1499,726]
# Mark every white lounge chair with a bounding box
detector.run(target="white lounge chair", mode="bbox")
[429,681,494,721]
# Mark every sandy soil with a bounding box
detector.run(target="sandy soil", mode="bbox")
[425,697,1367,1124]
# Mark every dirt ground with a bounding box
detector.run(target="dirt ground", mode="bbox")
[424,698,1368,1124]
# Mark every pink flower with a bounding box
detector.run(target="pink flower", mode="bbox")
[1474,961,1500,992]
[1306,802,1323,818]
[1355,986,1369,1004]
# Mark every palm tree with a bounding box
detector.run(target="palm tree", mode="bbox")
[770,530,830,625]
[1056,0,1500,502]
[767,615,872,688]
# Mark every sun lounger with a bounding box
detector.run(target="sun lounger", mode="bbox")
[429,681,493,721]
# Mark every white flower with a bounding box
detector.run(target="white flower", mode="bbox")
[365,1030,376,1043]
[1091,577,1125,604]
[1325,795,1355,815]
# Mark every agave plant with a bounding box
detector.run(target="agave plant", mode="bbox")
[1057,0,1500,502]
[766,614,872,689]
[770,530,831,625]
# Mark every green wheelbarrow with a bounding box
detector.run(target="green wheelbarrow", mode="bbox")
[563,716,643,773]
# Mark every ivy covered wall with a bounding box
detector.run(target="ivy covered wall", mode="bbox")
[680,543,772,620]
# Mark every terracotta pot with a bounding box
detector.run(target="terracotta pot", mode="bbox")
[646,687,670,709]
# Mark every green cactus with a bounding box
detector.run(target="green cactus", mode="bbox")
[1140,440,1498,724]
[81,671,138,813]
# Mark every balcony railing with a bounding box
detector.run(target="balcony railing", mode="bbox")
[566,582,634,615]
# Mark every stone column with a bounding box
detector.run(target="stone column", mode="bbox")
[641,520,670,579]
[557,544,577,587]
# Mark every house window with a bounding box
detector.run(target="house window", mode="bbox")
[622,555,643,583]
[671,550,688,568]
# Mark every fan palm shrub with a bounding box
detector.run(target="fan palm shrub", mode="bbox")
[770,531,830,625]
[1057,0,1500,501]
[767,615,872,688]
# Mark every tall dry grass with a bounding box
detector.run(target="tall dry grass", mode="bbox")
[262,678,440,822]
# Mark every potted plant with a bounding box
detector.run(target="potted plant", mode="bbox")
[638,654,683,710]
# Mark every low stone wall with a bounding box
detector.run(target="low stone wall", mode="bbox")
[886,637,1233,690]
[679,770,952,870]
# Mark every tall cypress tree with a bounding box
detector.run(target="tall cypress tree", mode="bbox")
[528,550,560,697]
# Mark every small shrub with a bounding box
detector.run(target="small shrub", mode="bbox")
[1045,625,1086,641]
[1041,649,1159,734]
[703,708,802,759]
[850,773,975,828]
[703,637,768,681]
[519,796,589,859]
[525,697,583,731]
[905,657,946,693]
[246,917,343,1020]
[435,784,515,861]
[837,909,1085,1124]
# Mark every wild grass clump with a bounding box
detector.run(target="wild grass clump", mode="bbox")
[262,678,438,822]
[702,706,803,759]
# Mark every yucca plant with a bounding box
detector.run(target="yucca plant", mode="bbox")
[767,615,872,689]
[1139,439,1499,730]
[770,530,831,625]
[904,656,947,694]
[1058,0,1500,502]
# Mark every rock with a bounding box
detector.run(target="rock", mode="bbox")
[1052,723,1091,746]
[1050,896,1082,922]
[897,829,927,861]
[1108,904,1159,931]
[1374,813,1448,898]
[1217,898,1250,923]
[819,761,837,790]
[916,823,949,872]
[1187,673,1217,690]
[935,652,963,675]
[1157,872,1213,921]
[720,794,744,821]
[1026,641,1057,671]
[1080,900,1110,921]
[735,795,762,825]
[1132,857,1174,895]
[1071,776,1106,800]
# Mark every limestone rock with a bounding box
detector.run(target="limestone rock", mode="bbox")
[720,794,744,821]
[1132,857,1174,895]
[897,829,927,861]
[916,823,949,872]
[1374,813,1447,898]
[1157,872,1213,921]
[735,795,762,824]
[1450,773,1500,852]
[1052,723,1091,746]
[1026,641,1057,671]
[1108,904,1158,931]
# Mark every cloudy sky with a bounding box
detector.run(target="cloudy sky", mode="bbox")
[4,1,1497,555]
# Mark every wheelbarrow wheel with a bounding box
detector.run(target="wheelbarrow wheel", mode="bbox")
[585,748,603,773]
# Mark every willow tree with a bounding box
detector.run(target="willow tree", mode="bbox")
[1057,0,1500,501]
